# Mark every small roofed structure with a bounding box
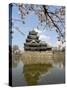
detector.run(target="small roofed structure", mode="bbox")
[24,29,52,51]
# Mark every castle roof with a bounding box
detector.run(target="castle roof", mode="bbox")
[24,29,52,51]
[29,29,37,35]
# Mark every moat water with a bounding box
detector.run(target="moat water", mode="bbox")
[11,58,65,86]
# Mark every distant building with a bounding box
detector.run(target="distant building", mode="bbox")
[24,29,52,51]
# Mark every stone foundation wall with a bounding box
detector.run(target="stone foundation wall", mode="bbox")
[21,51,65,64]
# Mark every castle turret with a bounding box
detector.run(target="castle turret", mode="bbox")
[24,29,52,51]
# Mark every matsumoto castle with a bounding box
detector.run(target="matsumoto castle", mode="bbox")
[24,28,52,51]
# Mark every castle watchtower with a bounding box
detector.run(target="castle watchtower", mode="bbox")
[24,29,52,51]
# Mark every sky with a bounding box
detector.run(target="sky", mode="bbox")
[11,4,59,50]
